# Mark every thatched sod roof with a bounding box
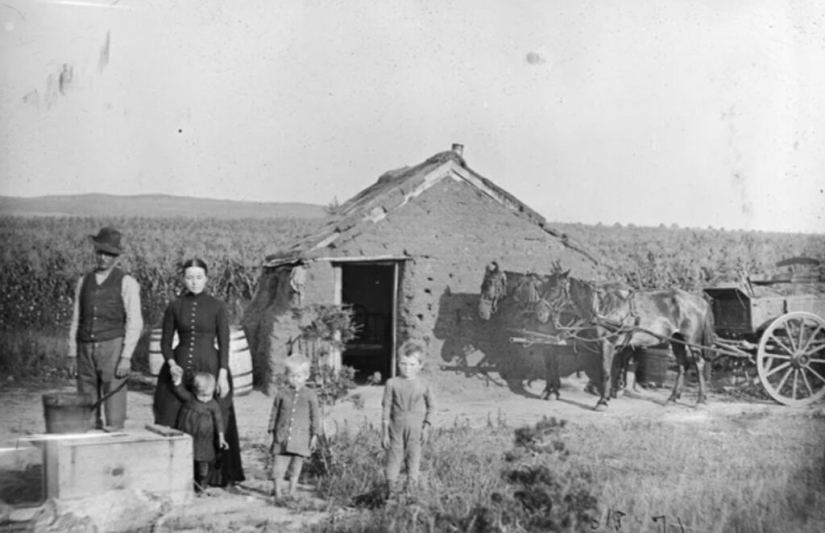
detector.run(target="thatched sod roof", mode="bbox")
[264,149,602,267]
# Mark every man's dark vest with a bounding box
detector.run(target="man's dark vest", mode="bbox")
[76,268,126,343]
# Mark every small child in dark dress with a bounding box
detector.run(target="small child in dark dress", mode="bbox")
[171,368,229,493]
[267,354,320,500]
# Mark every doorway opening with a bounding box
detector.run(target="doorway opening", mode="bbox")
[339,262,397,383]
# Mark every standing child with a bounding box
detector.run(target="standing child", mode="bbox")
[267,354,320,499]
[382,340,436,497]
[171,368,228,493]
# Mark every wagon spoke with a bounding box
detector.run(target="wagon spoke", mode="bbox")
[762,352,791,361]
[797,325,824,354]
[800,370,815,398]
[803,341,825,356]
[795,319,808,351]
[764,361,791,379]
[791,369,799,400]
[773,366,793,393]
[806,366,825,387]
[767,334,795,356]
[783,320,801,352]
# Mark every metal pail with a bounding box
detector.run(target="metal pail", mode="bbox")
[42,392,95,434]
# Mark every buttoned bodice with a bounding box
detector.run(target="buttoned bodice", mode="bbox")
[160,291,230,379]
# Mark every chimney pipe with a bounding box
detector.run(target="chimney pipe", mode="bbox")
[451,143,464,157]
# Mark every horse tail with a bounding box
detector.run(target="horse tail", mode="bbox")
[701,302,715,361]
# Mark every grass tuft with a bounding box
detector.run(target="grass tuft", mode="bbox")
[296,412,825,533]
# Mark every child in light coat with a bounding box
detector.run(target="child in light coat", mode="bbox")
[267,354,320,499]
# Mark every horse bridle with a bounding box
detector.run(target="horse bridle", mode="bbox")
[547,276,640,348]
[539,275,600,340]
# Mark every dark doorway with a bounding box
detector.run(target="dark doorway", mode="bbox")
[340,263,396,382]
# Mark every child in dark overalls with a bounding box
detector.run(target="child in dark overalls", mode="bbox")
[382,340,436,497]
[267,354,320,500]
[171,369,228,493]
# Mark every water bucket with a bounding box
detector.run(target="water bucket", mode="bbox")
[42,393,95,434]
[147,327,253,396]
[637,344,673,388]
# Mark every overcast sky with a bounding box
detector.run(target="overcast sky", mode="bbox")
[1,0,824,233]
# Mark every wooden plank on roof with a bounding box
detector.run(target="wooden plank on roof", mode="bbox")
[314,255,409,263]
[336,212,362,232]
[452,165,539,217]
[389,161,452,211]
[313,232,340,250]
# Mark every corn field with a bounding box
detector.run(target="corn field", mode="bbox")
[553,222,825,292]
[0,216,317,331]
[0,216,822,334]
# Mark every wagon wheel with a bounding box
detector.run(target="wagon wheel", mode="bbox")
[756,311,825,406]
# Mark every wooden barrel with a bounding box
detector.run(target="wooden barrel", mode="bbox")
[147,329,178,378]
[637,344,673,388]
[147,327,252,396]
[228,327,253,396]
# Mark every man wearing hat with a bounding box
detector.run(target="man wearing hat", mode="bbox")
[66,227,144,430]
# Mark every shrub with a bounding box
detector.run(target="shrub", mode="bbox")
[305,417,601,533]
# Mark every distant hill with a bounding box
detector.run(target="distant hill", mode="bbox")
[0,194,327,219]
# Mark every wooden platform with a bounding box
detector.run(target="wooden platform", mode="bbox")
[32,424,193,505]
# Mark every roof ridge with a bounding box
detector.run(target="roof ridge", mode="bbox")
[263,148,604,269]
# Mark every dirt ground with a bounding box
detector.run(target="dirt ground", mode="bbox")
[1,370,820,531]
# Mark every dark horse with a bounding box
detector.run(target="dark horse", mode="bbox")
[478,262,574,400]
[545,271,715,411]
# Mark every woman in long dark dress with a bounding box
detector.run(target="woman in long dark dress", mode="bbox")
[153,258,245,487]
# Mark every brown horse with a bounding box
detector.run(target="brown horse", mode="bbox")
[478,262,576,400]
[545,272,715,410]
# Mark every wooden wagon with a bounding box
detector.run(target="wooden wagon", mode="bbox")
[502,257,825,407]
[703,257,825,407]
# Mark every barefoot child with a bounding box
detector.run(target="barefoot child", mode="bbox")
[170,369,229,493]
[382,340,436,496]
[267,354,320,499]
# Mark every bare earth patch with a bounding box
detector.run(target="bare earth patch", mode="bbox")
[1,371,821,531]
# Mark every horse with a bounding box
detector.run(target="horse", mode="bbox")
[544,271,715,411]
[478,262,576,400]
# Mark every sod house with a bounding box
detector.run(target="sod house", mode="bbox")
[243,144,607,389]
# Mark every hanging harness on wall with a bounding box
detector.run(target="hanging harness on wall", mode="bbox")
[479,262,508,317]
[290,263,307,306]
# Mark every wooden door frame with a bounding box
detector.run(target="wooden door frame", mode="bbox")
[332,259,403,378]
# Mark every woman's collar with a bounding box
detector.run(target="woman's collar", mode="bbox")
[184,290,208,298]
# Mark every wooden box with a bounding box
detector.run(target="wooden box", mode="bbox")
[39,425,193,505]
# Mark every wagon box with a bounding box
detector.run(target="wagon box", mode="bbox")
[704,285,785,337]
[705,283,825,339]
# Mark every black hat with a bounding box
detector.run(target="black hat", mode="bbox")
[88,227,124,255]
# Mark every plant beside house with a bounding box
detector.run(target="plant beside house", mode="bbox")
[274,304,361,411]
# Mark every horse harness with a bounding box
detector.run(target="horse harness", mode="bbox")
[479,268,508,316]
[548,276,642,352]
[482,270,561,321]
